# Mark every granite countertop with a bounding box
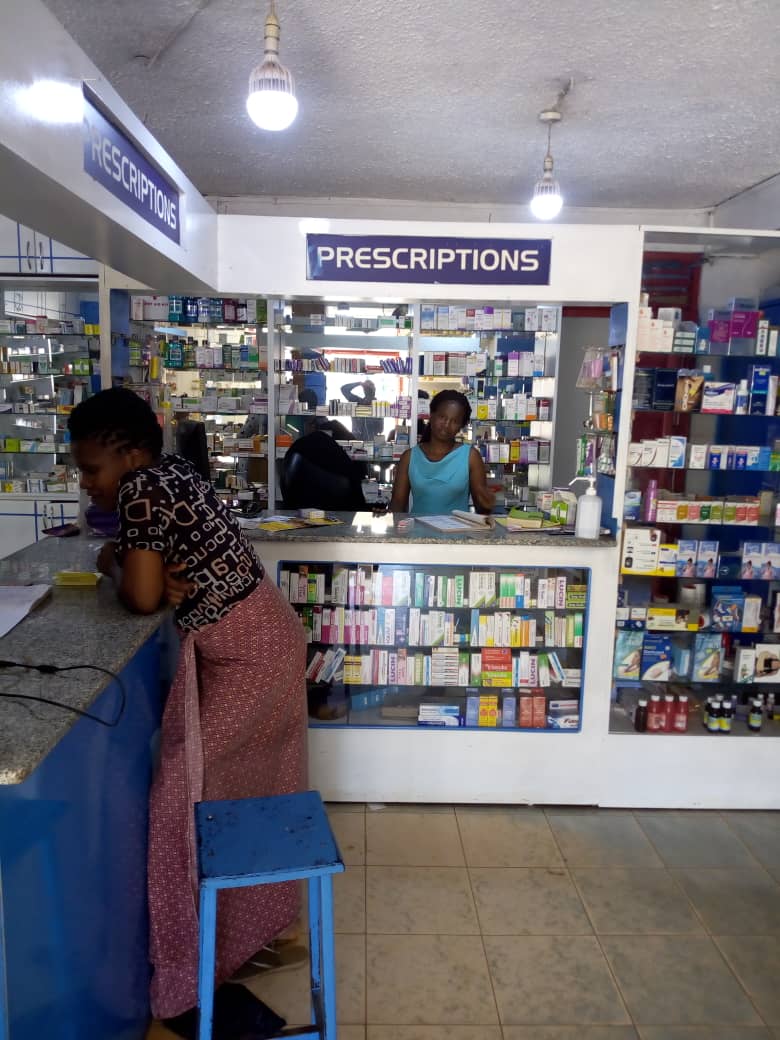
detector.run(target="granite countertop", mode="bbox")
[244,511,618,547]
[0,536,165,785]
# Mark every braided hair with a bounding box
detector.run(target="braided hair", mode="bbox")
[68,387,163,456]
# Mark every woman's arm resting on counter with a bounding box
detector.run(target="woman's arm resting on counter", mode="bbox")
[117,548,166,614]
[469,448,496,513]
[388,449,412,513]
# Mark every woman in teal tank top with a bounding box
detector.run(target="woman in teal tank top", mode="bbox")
[389,390,495,517]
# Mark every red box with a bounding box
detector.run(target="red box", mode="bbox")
[519,696,534,728]
[532,694,547,729]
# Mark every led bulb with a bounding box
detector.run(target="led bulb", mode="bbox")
[246,80,298,131]
[530,184,563,220]
[246,4,298,131]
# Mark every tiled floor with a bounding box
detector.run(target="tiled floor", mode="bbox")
[148,805,780,1040]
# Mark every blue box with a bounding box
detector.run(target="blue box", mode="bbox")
[640,633,672,681]
[711,586,745,631]
[676,540,698,577]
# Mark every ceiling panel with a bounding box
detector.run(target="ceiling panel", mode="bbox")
[42,0,780,209]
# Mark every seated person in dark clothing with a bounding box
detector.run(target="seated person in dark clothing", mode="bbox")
[296,388,354,441]
[281,430,367,511]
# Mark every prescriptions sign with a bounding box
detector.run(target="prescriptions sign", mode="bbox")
[306,234,551,285]
[82,88,180,244]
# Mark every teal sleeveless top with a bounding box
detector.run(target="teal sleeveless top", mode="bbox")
[408,442,471,516]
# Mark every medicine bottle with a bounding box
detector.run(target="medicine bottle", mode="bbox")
[663,694,675,732]
[719,699,734,733]
[707,699,722,733]
[672,694,689,733]
[647,694,664,732]
[634,699,648,733]
[748,699,764,732]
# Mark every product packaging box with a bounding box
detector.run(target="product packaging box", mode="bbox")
[688,443,708,469]
[658,544,678,576]
[734,646,756,683]
[628,442,643,466]
[653,369,678,410]
[692,633,724,682]
[729,309,760,352]
[668,436,687,468]
[742,594,762,633]
[623,491,642,520]
[755,644,780,682]
[640,633,672,681]
[675,371,704,411]
[621,528,661,575]
[672,640,692,679]
[711,586,745,631]
[532,693,547,729]
[701,381,737,413]
[759,542,780,578]
[614,631,643,679]
[518,695,533,728]
[696,541,719,578]
[647,606,691,631]
[547,699,580,729]
[676,540,699,577]
[741,541,764,578]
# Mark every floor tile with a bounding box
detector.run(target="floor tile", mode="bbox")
[243,958,312,1026]
[503,1029,639,1039]
[340,1027,367,1040]
[470,867,592,934]
[456,806,564,867]
[634,812,759,869]
[572,868,703,935]
[327,802,366,814]
[715,935,780,1024]
[245,932,366,1025]
[335,864,366,933]
[366,866,479,934]
[673,867,780,934]
[601,935,761,1026]
[330,811,366,866]
[368,1028,502,1040]
[722,811,780,868]
[638,1028,773,1039]
[336,933,367,1024]
[366,811,465,867]
[366,934,497,1024]
[484,935,630,1025]
[546,810,663,868]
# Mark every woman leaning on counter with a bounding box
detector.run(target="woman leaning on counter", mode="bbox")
[389,389,495,516]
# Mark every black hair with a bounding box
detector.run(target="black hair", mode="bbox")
[68,387,163,456]
[297,388,319,409]
[420,389,471,442]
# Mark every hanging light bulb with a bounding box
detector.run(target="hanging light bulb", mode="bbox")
[529,110,563,221]
[246,1,298,131]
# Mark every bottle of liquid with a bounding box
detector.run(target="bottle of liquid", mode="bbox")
[720,699,734,733]
[767,692,776,721]
[702,696,712,729]
[634,698,648,733]
[673,694,689,733]
[647,694,665,732]
[735,379,750,415]
[569,476,603,539]
[748,699,764,732]
[662,694,676,732]
[707,699,722,733]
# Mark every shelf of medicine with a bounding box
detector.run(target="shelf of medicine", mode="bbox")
[609,704,780,738]
[621,572,780,582]
[637,350,780,360]
[632,408,780,418]
[629,465,779,473]
[625,520,777,530]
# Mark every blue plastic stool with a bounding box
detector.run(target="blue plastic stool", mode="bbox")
[195,790,345,1040]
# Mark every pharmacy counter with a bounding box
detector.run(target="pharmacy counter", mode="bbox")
[246,512,620,807]
[0,536,169,1040]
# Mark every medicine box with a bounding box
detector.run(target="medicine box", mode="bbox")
[696,541,719,578]
[668,436,687,468]
[641,633,672,681]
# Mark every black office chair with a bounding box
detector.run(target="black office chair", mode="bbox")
[280,432,367,511]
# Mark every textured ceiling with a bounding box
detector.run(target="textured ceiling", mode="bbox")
[42,0,780,210]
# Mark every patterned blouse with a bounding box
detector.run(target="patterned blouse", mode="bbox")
[117,454,264,631]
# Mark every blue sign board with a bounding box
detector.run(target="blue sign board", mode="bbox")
[306,234,551,285]
[82,89,180,244]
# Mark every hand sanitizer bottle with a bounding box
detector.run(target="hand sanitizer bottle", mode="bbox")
[569,476,603,539]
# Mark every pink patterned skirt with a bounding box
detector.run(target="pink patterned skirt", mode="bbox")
[148,574,308,1019]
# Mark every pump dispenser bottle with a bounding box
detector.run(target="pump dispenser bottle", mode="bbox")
[569,476,603,539]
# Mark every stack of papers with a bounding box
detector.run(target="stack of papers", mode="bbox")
[0,584,51,639]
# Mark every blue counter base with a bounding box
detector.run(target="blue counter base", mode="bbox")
[0,632,166,1040]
